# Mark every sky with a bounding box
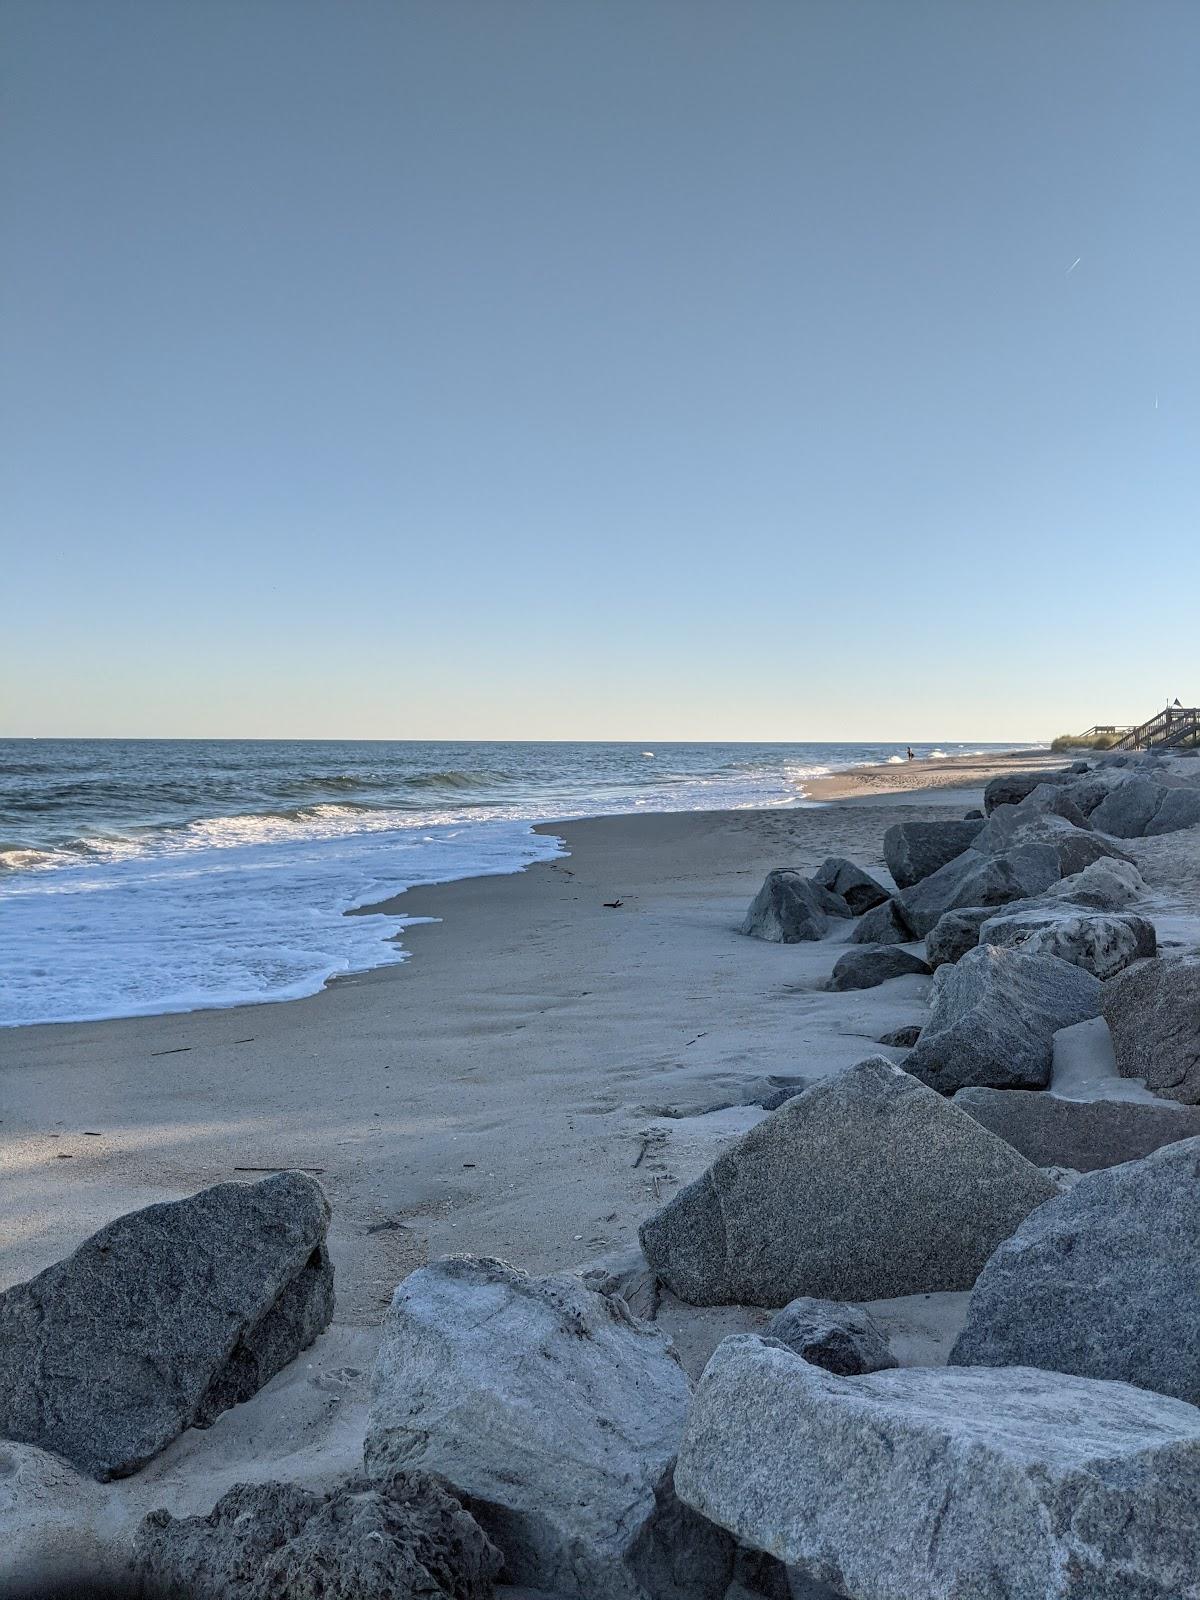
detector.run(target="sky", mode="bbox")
[2,0,1197,742]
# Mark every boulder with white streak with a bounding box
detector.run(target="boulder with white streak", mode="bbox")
[978,907,1156,979]
[675,1334,1200,1600]
[364,1256,732,1600]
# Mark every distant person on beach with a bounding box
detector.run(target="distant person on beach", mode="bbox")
[906,746,915,761]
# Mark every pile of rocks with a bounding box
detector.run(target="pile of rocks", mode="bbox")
[737,756,1195,1012]
[982,757,1200,838]
[688,752,1200,1594]
[633,1074,1200,1596]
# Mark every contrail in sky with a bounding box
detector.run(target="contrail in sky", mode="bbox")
[1066,257,1082,273]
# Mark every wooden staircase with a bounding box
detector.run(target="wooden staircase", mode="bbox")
[1114,706,1200,751]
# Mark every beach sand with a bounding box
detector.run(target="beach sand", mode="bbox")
[803,745,1058,803]
[1,747,1130,1577]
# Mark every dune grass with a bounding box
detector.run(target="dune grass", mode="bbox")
[1050,732,1121,753]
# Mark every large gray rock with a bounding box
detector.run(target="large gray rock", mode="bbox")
[881,818,984,889]
[973,810,1133,876]
[762,1298,896,1375]
[1047,856,1146,909]
[849,897,913,945]
[1037,823,1134,877]
[739,871,833,942]
[1145,785,1200,834]
[810,856,889,914]
[364,1257,732,1600]
[637,1057,1056,1306]
[1014,782,1092,829]
[1103,952,1200,1103]
[0,1173,334,1480]
[950,1138,1200,1405]
[953,1086,1200,1171]
[1065,769,1128,817]
[983,769,1070,813]
[898,843,1061,937]
[134,1474,502,1600]
[827,945,930,991]
[979,907,1156,980]
[675,1334,1200,1600]
[1090,777,1167,837]
[904,945,1102,1094]
[924,905,994,967]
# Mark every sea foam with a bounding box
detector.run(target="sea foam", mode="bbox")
[0,819,563,1027]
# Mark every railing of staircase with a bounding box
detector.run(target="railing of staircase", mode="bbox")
[1115,708,1200,751]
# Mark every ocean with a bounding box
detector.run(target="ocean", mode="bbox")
[0,738,1029,1027]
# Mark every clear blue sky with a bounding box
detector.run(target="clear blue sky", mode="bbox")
[3,0,1197,741]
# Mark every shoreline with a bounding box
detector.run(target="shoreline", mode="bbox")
[1,750,1067,1313]
[800,746,1053,804]
[0,749,1052,1034]
[355,749,1060,922]
[0,750,1064,1305]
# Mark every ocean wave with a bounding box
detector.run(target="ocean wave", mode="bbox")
[274,773,390,795]
[0,779,211,813]
[268,769,505,797]
[0,846,61,872]
[0,834,150,873]
[0,768,517,824]
[399,768,513,791]
[144,798,386,829]
[0,787,517,872]
[274,767,514,795]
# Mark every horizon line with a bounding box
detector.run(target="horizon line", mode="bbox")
[0,732,1049,746]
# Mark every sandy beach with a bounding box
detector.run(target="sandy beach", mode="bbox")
[802,745,1060,803]
[1,750,1059,1308]
[10,743,1200,1585]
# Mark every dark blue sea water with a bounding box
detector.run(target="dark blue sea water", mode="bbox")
[0,738,1030,1025]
